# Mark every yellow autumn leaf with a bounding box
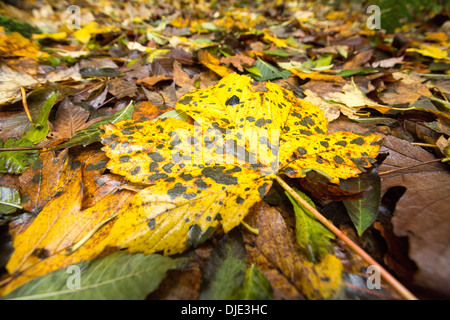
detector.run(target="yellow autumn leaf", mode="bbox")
[0,29,43,60]
[33,32,68,41]
[1,162,134,296]
[425,32,448,43]
[72,22,119,44]
[263,33,288,48]
[170,16,190,28]
[198,50,233,77]
[406,45,449,60]
[73,27,91,44]
[289,69,346,83]
[99,73,381,256]
[325,11,347,20]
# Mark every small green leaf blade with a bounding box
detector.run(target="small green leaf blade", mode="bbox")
[199,229,247,300]
[253,58,291,81]
[21,91,63,144]
[341,167,381,236]
[0,186,21,214]
[0,137,38,174]
[2,251,183,300]
[234,264,273,300]
[337,67,378,77]
[55,101,134,150]
[285,188,334,262]
[262,49,293,57]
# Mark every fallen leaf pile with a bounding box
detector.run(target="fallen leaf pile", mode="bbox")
[0,0,449,300]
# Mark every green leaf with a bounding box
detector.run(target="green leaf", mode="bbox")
[199,230,247,300]
[341,167,381,236]
[253,58,291,81]
[2,251,183,300]
[192,38,213,45]
[314,55,333,68]
[233,264,273,300]
[55,101,134,150]
[200,22,219,31]
[285,188,334,262]
[337,67,378,77]
[336,46,348,59]
[21,91,63,144]
[0,186,21,214]
[244,65,261,77]
[0,137,38,174]
[262,49,293,57]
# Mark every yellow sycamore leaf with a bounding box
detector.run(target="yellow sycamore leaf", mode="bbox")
[100,73,382,256]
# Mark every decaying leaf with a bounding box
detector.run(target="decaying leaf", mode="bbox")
[0,65,39,106]
[49,97,90,141]
[243,202,343,300]
[378,72,432,106]
[220,53,255,72]
[324,81,387,119]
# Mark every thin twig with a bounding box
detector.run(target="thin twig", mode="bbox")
[275,175,418,300]
[378,158,444,176]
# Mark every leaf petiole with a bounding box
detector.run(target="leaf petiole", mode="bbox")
[240,221,259,236]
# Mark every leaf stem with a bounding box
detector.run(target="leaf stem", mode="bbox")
[411,142,437,147]
[240,221,259,236]
[275,175,418,300]
[20,87,34,126]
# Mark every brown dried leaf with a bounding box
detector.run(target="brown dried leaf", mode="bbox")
[379,135,450,296]
[220,53,255,72]
[49,98,90,141]
[136,74,172,88]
